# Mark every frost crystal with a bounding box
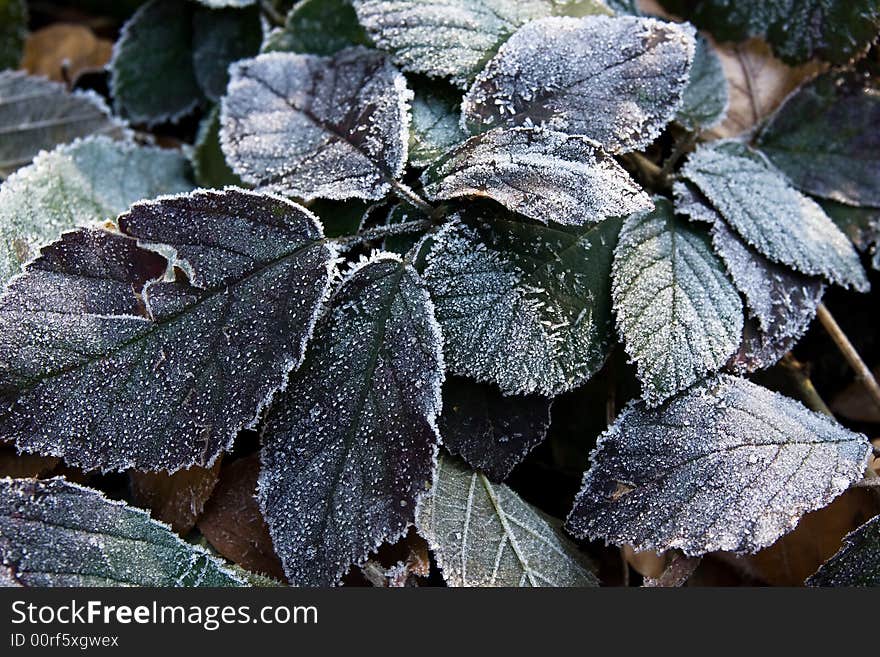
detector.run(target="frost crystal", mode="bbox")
[353,0,612,88]
[0,136,193,285]
[806,514,880,587]
[0,477,244,586]
[422,127,652,226]
[0,189,334,472]
[221,48,411,201]
[461,15,695,153]
[680,140,869,291]
[423,213,620,396]
[259,256,444,586]
[566,375,872,555]
[612,198,743,406]
[417,454,598,587]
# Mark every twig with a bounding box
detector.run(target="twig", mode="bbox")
[388,180,439,218]
[816,303,880,414]
[643,554,702,587]
[659,133,696,180]
[622,152,666,190]
[259,0,286,26]
[332,219,435,250]
[779,353,834,416]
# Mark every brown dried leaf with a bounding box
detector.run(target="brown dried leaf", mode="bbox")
[129,462,222,535]
[0,446,59,478]
[197,455,286,582]
[21,24,112,83]
[643,554,702,587]
[359,529,431,587]
[621,544,667,579]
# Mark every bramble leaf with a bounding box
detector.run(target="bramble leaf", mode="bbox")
[676,35,728,132]
[0,477,245,586]
[423,212,620,396]
[192,105,245,189]
[806,514,880,586]
[821,199,880,272]
[461,15,695,153]
[263,0,371,56]
[220,48,411,201]
[0,189,334,472]
[422,127,652,226]
[612,198,743,406]
[566,375,872,555]
[417,454,598,587]
[0,0,27,70]
[192,4,262,102]
[259,255,443,586]
[408,84,467,168]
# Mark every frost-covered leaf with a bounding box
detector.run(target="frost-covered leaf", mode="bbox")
[353,0,612,89]
[262,0,371,56]
[423,211,620,396]
[422,127,652,226]
[221,48,411,201]
[757,72,880,207]
[658,0,880,65]
[192,4,262,102]
[0,477,245,586]
[612,198,743,406]
[0,0,27,70]
[806,514,880,586]
[0,189,334,472]
[0,71,123,176]
[440,376,552,481]
[566,375,872,555]
[672,179,716,224]
[259,256,443,586]
[821,199,880,272]
[417,454,597,587]
[192,105,245,189]
[110,0,205,125]
[676,35,728,132]
[0,135,193,285]
[461,15,695,153]
[680,140,869,291]
[408,84,467,168]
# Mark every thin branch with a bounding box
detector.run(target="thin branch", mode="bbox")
[331,219,435,250]
[622,152,667,190]
[780,353,834,416]
[259,0,286,27]
[659,133,696,180]
[388,179,438,217]
[816,303,880,414]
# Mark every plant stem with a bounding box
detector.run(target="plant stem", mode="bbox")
[623,152,666,190]
[815,303,880,414]
[259,0,286,26]
[659,134,696,180]
[332,219,435,250]
[780,353,834,416]
[388,180,438,217]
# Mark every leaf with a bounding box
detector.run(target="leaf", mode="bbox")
[220,48,411,201]
[382,203,427,255]
[0,0,26,70]
[352,0,612,89]
[423,212,620,396]
[439,376,552,481]
[460,15,695,153]
[821,199,880,272]
[192,4,262,102]
[676,35,728,132]
[658,0,880,65]
[197,455,287,581]
[192,105,245,189]
[110,0,204,125]
[757,72,880,207]
[807,514,880,586]
[611,198,743,406]
[0,71,124,176]
[308,198,370,238]
[566,374,872,555]
[408,83,467,168]
[21,24,113,83]
[130,462,221,535]
[0,477,245,586]
[0,189,335,472]
[422,126,652,226]
[680,140,869,291]
[259,255,444,586]
[0,135,194,285]
[359,529,431,587]
[262,0,371,56]
[196,0,255,6]
[416,454,598,587]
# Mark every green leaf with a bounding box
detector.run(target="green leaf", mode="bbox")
[408,83,467,168]
[262,0,371,55]
[658,0,880,65]
[757,72,880,207]
[220,48,411,201]
[680,140,869,291]
[353,0,612,88]
[259,255,443,585]
[567,375,872,555]
[0,71,124,176]
[192,4,262,101]
[423,210,620,396]
[612,198,743,406]
[0,477,245,586]
[417,454,598,587]
[192,105,245,189]
[806,514,880,586]
[0,136,194,285]
[821,198,880,271]
[196,0,255,6]
[422,127,652,226]
[110,0,205,125]
[0,0,27,70]
[0,189,335,472]
[307,198,371,238]
[461,15,695,153]
[676,35,728,132]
